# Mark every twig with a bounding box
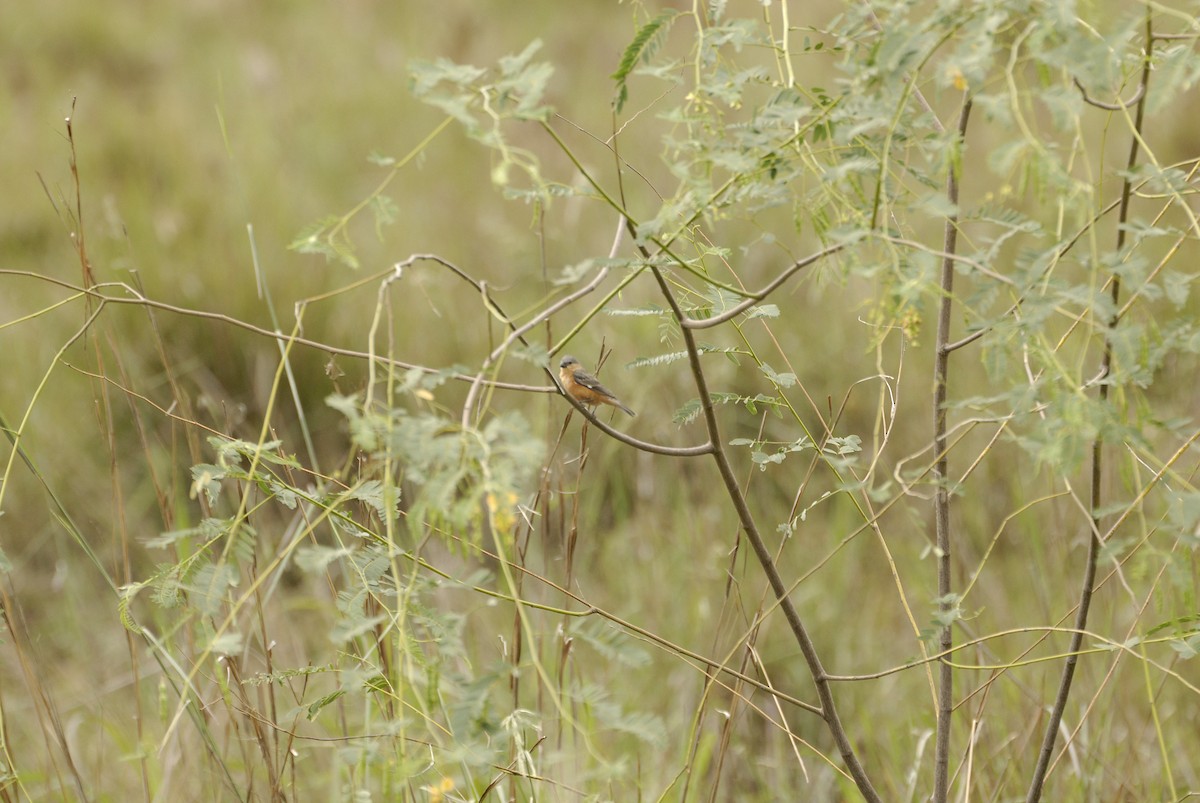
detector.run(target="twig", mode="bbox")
[556,389,714,457]
[679,242,848,329]
[1072,76,1145,111]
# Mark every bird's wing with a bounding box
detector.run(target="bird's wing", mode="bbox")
[572,368,614,396]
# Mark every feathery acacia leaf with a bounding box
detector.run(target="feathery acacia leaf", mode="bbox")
[612,11,677,113]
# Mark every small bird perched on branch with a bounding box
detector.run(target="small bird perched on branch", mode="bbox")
[558,355,636,417]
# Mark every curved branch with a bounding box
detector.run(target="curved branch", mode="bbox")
[1072,76,1146,111]
[554,388,714,457]
[680,242,847,329]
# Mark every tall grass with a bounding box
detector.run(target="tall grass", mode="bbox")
[3,1,1200,800]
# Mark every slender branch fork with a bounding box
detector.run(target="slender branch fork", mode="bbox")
[625,221,883,800]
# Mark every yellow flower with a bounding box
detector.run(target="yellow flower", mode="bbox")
[423,777,455,803]
[487,491,521,533]
[947,66,968,92]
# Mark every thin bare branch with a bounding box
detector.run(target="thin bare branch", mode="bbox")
[679,242,848,329]
[932,92,972,803]
[0,269,551,393]
[556,390,714,457]
[1072,76,1145,111]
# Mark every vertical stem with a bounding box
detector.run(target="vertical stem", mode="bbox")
[643,260,882,803]
[1025,12,1152,802]
[932,94,972,803]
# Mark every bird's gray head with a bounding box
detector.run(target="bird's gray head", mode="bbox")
[559,355,578,368]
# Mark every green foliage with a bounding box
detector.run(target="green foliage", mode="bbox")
[325,391,543,544]
[388,2,1200,797]
[409,40,554,189]
[731,434,813,469]
[611,10,679,113]
[290,214,361,268]
[7,0,1200,800]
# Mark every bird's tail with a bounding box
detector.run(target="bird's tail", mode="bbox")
[618,402,636,417]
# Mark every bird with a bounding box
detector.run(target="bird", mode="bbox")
[558,355,636,417]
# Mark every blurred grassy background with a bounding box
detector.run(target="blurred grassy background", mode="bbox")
[3,0,638,526]
[3,0,1199,800]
